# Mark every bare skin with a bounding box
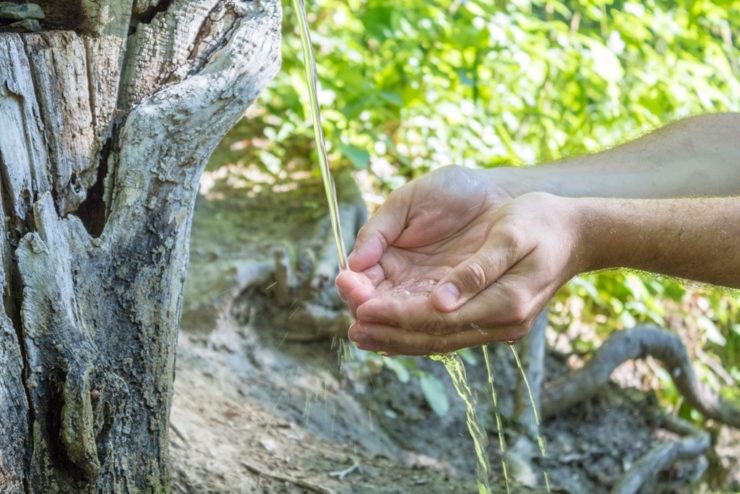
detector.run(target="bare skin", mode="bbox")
[336,113,740,355]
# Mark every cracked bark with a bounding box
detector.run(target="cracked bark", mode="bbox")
[0,1,281,492]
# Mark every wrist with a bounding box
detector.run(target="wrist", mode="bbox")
[479,166,543,199]
[567,197,622,274]
[552,195,596,278]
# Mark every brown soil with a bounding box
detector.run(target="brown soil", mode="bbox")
[171,316,739,493]
[169,166,739,494]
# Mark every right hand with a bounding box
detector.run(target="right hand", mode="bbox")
[336,165,576,354]
[339,189,583,354]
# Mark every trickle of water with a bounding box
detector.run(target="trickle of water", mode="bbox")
[482,345,511,494]
[431,353,491,494]
[293,4,549,492]
[292,0,347,270]
[509,343,551,492]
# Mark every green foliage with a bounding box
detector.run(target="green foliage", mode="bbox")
[419,372,451,416]
[257,0,739,187]
[341,345,454,415]
[218,0,739,415]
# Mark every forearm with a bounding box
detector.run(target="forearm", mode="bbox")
[501,113,740,199]
[572,196,740,289]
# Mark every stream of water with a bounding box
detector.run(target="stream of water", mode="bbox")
[482,345,511,494]
[292,2,548,491]
[293,0,347,270]
[431,353,492,494]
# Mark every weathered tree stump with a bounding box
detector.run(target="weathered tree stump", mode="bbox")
[0,1,281,491]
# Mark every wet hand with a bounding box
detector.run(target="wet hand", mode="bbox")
[336,167,581,355]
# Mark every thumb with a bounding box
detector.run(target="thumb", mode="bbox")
[432,232,525,312]
[348,190,409,272]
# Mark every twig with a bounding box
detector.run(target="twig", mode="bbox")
[328,461,360,480]
[241,459,336,494]
[169,422,190,446]
[696,348,735,386]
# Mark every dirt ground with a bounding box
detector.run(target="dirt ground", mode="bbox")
[170,306,740,493]
[169,166,739,494]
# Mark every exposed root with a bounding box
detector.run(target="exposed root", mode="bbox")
[610,415,710,494]
[507,312,550,490]
[514,311,547,436]
[541,325,740,427]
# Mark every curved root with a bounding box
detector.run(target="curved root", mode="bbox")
[541,325,740,427]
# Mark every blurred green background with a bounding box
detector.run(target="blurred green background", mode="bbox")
[208,0,739,421]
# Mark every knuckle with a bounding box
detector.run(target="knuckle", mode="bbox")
[460,260,489,292]
[500,225,523,252]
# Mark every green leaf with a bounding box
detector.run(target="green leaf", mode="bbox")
[698,316,727,346]
[458,348,478,366]
[382,356,411,383]
[419,372,450,417]
[339,144,370,170]
[379,91,403,106]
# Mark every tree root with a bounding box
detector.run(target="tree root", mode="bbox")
[610,415,710,494]
[507,312,550,490]
[541,325,740,427]
[514,311,547,437]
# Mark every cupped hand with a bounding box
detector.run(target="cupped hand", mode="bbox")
[336,167,584,355]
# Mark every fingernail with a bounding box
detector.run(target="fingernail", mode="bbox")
[435,283,460,310]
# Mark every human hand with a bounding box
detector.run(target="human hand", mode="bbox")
[336,169,584,355]
[336,165,517,313]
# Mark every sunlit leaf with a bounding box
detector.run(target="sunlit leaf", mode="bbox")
[339,144,370,169]
[698,316,727,347]
[382,356,411,383]
[419,372,450,417]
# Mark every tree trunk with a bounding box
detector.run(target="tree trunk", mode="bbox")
[0,1,281,492]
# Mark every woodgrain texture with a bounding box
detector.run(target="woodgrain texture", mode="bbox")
[0,1,281,492]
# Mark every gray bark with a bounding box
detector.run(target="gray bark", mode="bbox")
[0,1,281,492]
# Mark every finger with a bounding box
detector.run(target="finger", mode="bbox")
[362,264,386,286]
[349,321,526,356]
[335,269,380,314]
[357,278,534,334]
[431,227,531,312]
[347,190,410,272]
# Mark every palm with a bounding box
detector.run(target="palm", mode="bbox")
[372,216,491,294]
[338,166,514,310]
